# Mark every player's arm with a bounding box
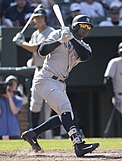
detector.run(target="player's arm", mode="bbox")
[12,32,38,53]
[103,76,115,97]
[19,42,38,53]
[70,38,92,61]
[38,28,72,56]
[38,38,92,60]
[104,59,116,98]
[38,28,92,59]
[38,41,61,56]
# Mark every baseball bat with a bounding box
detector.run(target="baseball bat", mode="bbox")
[20,4,42,34]
[53,4,65,28]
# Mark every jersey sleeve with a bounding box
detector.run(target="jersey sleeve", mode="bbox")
[38,30,61,56]
[44,30,60,42]
[104,59,116,78]
[70,38,92,62]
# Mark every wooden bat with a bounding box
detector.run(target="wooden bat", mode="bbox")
[20,4,42,34]
[53,4,65,28]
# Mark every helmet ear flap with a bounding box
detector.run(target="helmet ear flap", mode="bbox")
[72,24,80,32]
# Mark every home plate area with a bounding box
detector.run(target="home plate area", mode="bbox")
[0,149,122,161]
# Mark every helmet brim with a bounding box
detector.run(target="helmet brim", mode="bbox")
[33,13,45,17]
[73,22,94,28]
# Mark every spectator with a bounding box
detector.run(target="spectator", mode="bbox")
[5,0,33,26]
[0,75,23,139]
[118,0,122,19]
[28,0,40,9]
[109,1,122,20]
[72,0,84,3]
[98,5,122,26]
[0,7,13,27]
[104,42,122,115]
[28,0,54,11]
[100,0,120,8]
[41,0,55,17]
[1,0,15,11]
[80,0,105,25]
[41,0,55,9]
[98,0,119,10]
[65,2,81,27]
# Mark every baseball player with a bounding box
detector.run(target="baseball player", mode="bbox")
[12,7,54,140]
[104,42,122,115]
[15,14,99,157]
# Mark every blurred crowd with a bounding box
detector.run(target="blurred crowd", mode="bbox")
[1,0,122,28]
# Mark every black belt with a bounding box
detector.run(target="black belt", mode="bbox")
[118,93,122,95]
[52,75,65,83]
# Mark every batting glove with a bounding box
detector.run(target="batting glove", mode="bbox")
[12,32,25,45]
[58,27,73,43]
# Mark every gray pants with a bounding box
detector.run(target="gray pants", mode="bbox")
[30,68,53,138]
[33,77,74,119]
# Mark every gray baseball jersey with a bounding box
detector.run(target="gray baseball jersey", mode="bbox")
[40,30,91,79]
[104,57,122,114]
[104,57,122,95]
[29,26,54,112]
[29,26,54,67]
[32,29,92,117]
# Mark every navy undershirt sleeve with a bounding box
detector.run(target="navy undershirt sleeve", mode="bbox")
[38,41,61,56]
[70,38,92,61]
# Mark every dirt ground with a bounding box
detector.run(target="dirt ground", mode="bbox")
[0,148,122,161]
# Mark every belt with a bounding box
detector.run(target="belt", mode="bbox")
[118,93,122,95]
[52,75,65,83]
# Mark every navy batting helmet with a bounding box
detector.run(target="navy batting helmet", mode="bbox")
[118,42,122,55]
[71,15,93,32]
[33,7,47,17]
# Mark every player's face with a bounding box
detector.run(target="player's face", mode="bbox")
[33,16,46,28]
[9,80,17,92]
[110,12,119,21]
[76,23,92,39]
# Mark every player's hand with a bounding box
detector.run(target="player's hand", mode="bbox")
[58,27,73,43]
[12,32,25,45]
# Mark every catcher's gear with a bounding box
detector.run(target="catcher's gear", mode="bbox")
[12,32,25,45]
[71,15,93,32]
[58,27,73,43]
[21,129,42,152]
